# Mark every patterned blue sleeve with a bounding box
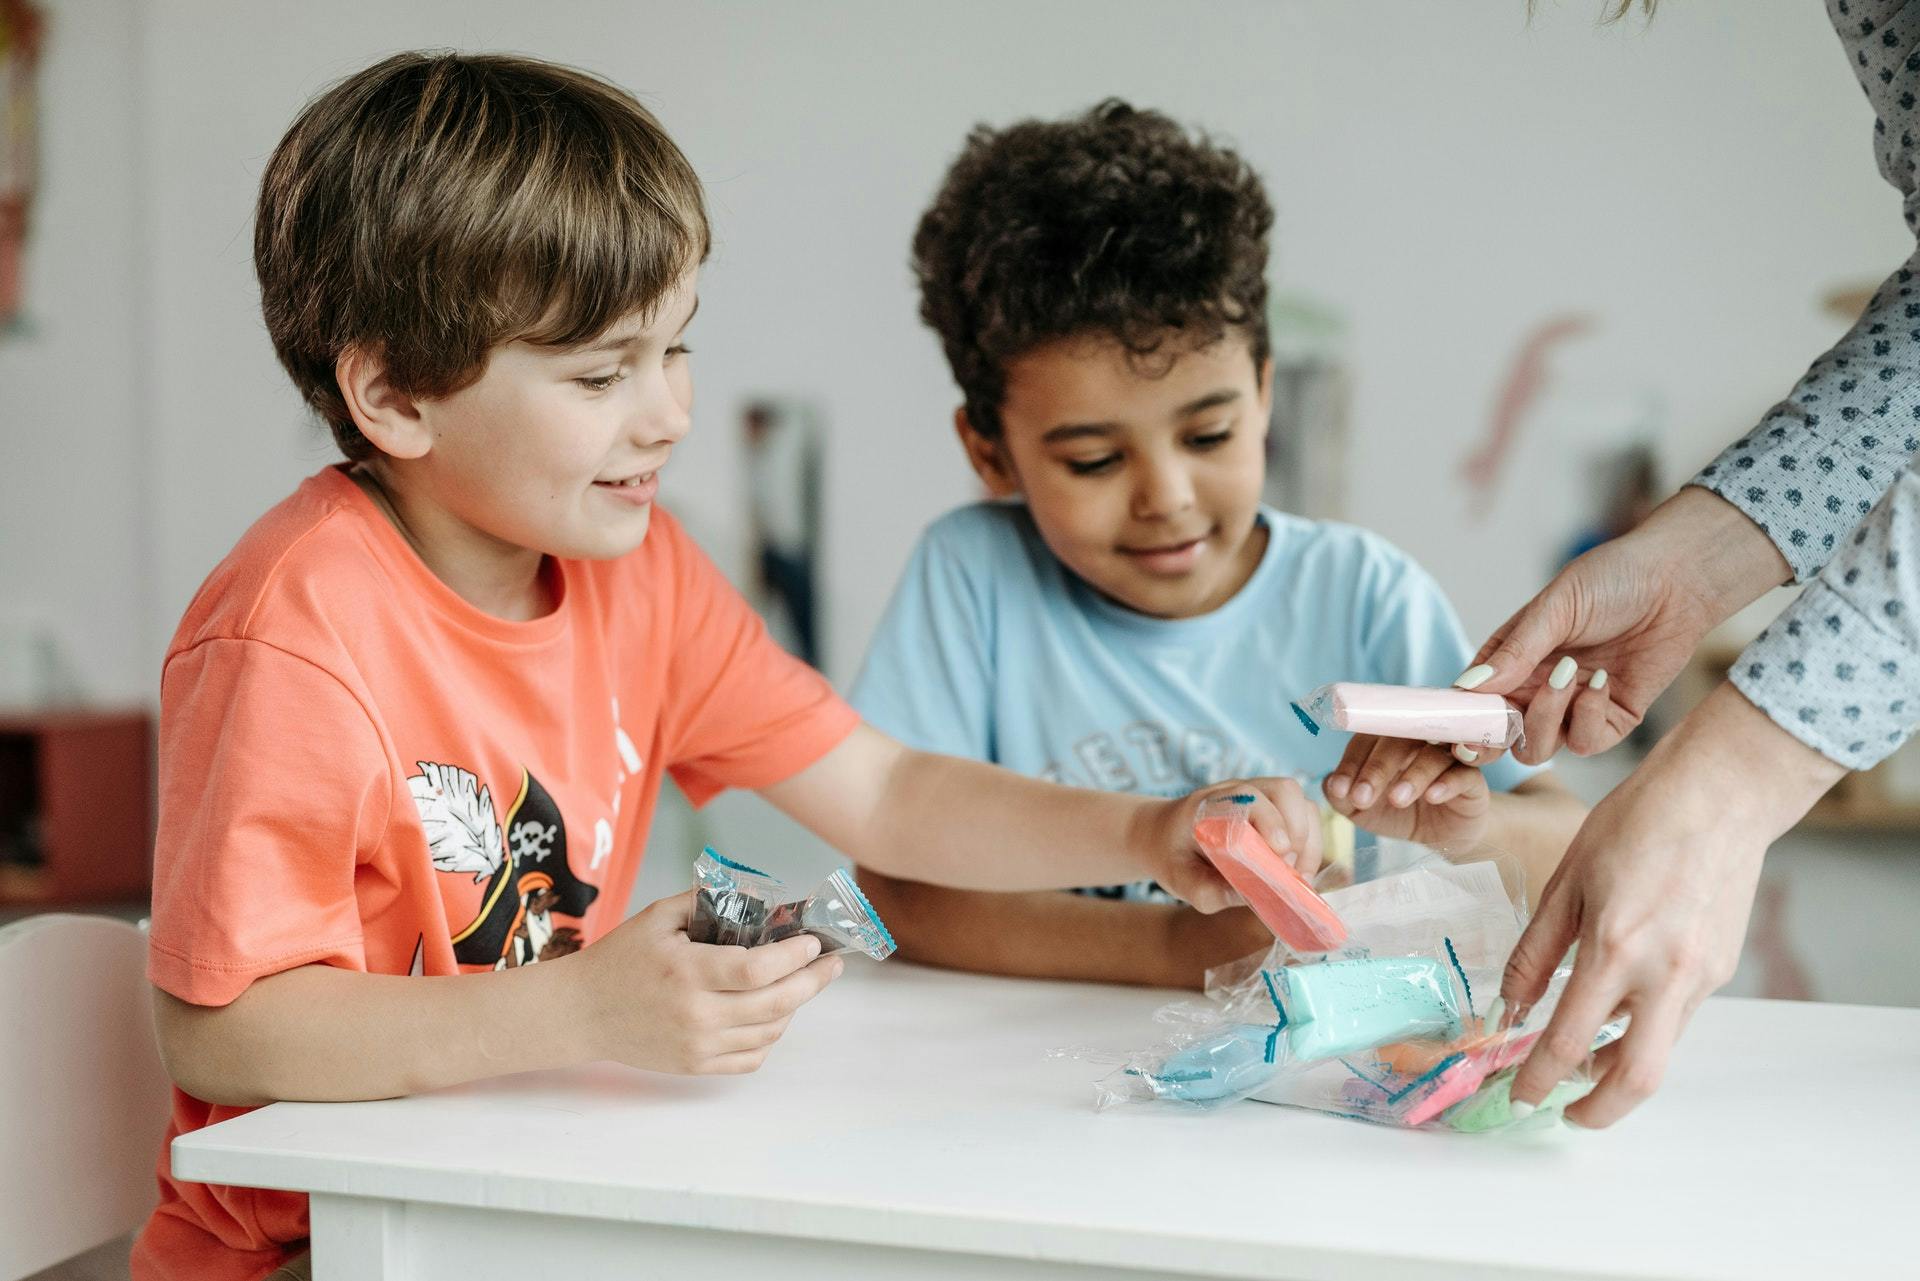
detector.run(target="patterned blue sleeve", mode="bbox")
[1731,466,1920,768]
[1694,0,1920,766]
[1692,0,1920,580]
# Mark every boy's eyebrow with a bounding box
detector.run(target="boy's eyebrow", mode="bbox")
[568,297,701,358]
[1039,389,1244,443]
[1173,389,1242,417]
[1040,422,1119,444]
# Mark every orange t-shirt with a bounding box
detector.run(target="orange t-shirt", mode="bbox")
[132,466,858,1281]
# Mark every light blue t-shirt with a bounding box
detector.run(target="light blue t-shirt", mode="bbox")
[851,502,1537,899]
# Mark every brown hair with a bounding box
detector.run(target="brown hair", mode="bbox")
[1528,0,1657,19]
[912,100,1273,441]
[254,51,709,459]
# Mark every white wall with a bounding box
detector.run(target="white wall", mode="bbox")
[7,0,1914,700]
[0,0,145,704]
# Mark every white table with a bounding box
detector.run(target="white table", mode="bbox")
[172,963,1918,1281]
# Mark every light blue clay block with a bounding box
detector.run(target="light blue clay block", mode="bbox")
[1134,1023,1282,1102]
[1444,1064,1592,1132]
[1278,956,1464,1061]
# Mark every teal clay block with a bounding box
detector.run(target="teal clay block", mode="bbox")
[1445,1066,1592,1133]
[1278,956,1464,1061]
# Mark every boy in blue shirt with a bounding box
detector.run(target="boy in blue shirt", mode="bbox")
[852,101,1586,989]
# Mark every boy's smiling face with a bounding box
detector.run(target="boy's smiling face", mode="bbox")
[965,332,1273,620]
[343,271,699,617]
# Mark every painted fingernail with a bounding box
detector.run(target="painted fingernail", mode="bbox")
[1390,783,1414,807]
[1507,1100,1537,1121]
[1454,664,1495,690]
[1549,656,1578,690]
[1326,773,1351,799]
[1453,744,1479,764]
[1352,782,1375,808]
[1589,669,1608,690]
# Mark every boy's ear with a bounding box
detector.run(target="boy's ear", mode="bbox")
[1254,355,1276,445]
[954,406,1021,498]
[336,345,433,460]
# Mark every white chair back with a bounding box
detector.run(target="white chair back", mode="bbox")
[0,915,171,1280]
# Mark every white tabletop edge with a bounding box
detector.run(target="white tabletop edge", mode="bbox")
[171,1133,1640,1281]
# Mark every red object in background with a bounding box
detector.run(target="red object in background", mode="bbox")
[1,0,49,328]
[0,709,153,905]
[1458,313,1595,514]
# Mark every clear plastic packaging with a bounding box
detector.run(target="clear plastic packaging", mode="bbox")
[1290,682,1526,751]
[1192,793,1348,953]
[687,846,897,961]
[1078,850,1614,1133]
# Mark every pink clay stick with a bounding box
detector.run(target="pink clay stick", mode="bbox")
[1291,682,1525,751]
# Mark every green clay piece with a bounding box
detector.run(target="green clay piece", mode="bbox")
[1445,1065,1592,1132]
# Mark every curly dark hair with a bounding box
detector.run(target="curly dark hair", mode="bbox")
[912,100,1273,440]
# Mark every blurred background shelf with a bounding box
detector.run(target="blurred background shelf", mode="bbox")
[0,708,153,908]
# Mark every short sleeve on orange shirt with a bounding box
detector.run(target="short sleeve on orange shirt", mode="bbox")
[147,637,390,1006]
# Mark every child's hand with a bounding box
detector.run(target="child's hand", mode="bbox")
[1323,735,1490,849]
[1147,779,1324,913]
[575,890,843,1075]
[1170,905,1281,986]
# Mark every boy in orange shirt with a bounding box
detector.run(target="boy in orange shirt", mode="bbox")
[131,53,1321,1281]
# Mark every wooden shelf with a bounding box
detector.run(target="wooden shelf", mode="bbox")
[0,707,153,907]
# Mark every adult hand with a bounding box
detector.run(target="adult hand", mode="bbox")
[1500,684,1845,1126]
[1460,487,1791,765]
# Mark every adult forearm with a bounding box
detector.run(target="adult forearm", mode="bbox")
[1657,682,1848,840]
[152,956,592,1107]
[1652,486,1793,625]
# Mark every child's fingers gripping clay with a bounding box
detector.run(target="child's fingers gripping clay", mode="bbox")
[1192,794,1347,953]
[1292,683,1525,752]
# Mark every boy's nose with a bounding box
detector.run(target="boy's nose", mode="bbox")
[634,378,692,447]
[1132,463,1195,520]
